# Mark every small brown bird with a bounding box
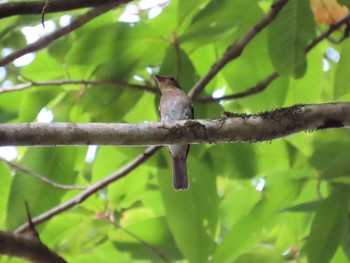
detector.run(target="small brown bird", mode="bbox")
[155,75,193,190]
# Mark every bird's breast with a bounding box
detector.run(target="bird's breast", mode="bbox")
[160,95,192,121]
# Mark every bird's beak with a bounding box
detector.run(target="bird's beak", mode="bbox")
[154,75,165,83]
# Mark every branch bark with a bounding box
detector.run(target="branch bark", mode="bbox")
[12,102,350,233]
[0,103,348,146]
[0,0,121,19]
[0,231,67,263]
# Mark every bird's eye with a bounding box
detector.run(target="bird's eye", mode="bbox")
[169,77,175,82]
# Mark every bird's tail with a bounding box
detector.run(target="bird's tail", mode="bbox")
[172,157,189,190]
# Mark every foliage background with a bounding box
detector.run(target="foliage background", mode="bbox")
[1,0,350,262]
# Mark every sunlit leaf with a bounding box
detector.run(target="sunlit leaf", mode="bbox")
[306,184,350,263]
[268,0,316,77]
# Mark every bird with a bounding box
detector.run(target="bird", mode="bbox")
[155,75,194,190]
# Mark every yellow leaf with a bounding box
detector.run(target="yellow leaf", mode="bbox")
[310,0,349,25]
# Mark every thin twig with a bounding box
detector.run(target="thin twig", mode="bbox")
[0,79,158,94]
[15,146,161,233]
[41,0,53,28]
[24,202,40,239]
[195,72,279,103]
[0,157,86,190]
[188,0,290,99]
[0,1,129,67]
[100,212,170,263]
[113,223,170,263]
[306,12,350,52]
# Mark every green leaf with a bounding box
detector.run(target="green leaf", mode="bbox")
[112,217,181,261]
[212,171,304,263]
[283,47,324,105]
[268,0,316,78]
[0,162,12,228]
[334,41,350,99]
[159,45,198,92]
[220,182,261,227]
[181,0,262,48]
[221,32,287,111]
[159,155,218,262]
[281,200,322,213]
[234,246,282,263]
[48,35,75,64]
[21,51,66,79]
[177,0,211,31]
[337,0,350,8]
[19,88,60,122]
[310,142,350,181]
[6,147,81,229]
[306,184,350,263]
[2,30,26,49]
[67,22,167,72]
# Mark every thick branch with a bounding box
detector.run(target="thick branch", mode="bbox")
[0,1,130,67]
[188,0,290,99]
[0,103,348,146]
[0,0,120,19]
[0,231,66,263]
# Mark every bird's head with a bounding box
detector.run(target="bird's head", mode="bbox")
[154,75,181,93]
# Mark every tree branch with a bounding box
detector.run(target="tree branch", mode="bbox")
[15,146,160,233]
[0,157,86,190]
[0,103,348,146]
[195,72,279,103]
[188,0,290,99]
[12,102,350,233]
[0,231,67,263]
[0,79,158,94]
[0,0,121,19]
[0,1,131,67]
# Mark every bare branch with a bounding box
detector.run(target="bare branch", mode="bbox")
[306,12,350,52]
[195,72,279,103]
[0,103,349,147]
[188,0,290,99]
[0,0,120,19]
[15,145,160,233]
[0,79,158,94]
[0,157,86,190]
[0,1,130,67]
[0,231,67,263]
[41,0,53,27]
